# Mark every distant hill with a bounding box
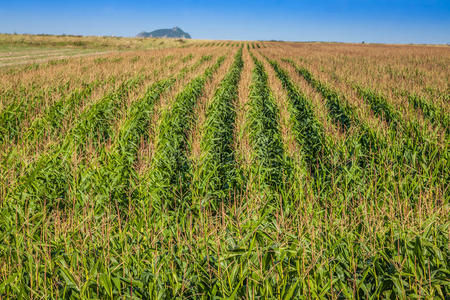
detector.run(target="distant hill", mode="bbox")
[137,27,191,39]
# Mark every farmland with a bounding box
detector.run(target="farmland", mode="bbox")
[0,38,449,298]
[0,34,200,68]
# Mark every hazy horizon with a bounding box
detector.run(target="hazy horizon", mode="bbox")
[1,0,449,44]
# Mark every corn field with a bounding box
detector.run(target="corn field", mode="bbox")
[0,41,448,298]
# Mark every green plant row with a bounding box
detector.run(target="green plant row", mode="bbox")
[4,75,144,214]
[288,59,447,198]
[292,60,442,169]
[284,58,353,131]
[24,77,112,142]
[356,86,402,127]
[0,65,162,214]
[7,54,210,213]
[76,54,210,210]
[67,54,205,152]
[353,83,448,203]
[0,54,189,146]
[268,59,328,176]
[149,55,226,209]
[0,83,69,143]
[0,73,74,107]
[78,78,177,210]
[247,55,289,191]
[355,86,446,161]
[0,56,137,144]
[0,51,448,299]
[182,53,194,63]
[275,58,419,205]
[68,76,145,151]
[271,58,403,209]
[407,93,449,134]
[195,48,243,206]
[285,59,387,163]
[188,54,212,70]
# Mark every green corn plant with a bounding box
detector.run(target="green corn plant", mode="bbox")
[356,86,402,127]
[287,57,447,202]
[285,58,387,165]
[24,77,109,142]
[76,54,211,210]
[247,54,290,193]
[353,83,447,204]
[355,85,446,164]
[148,56,226,209]
[78,78,176,210]
[5,75,144,214]
[69,75,145,151]
[182,53,194,63]
[194,48,244,208]
[284,58,353,131]
[407,93,449,135]
[0,46,448,299]
[0,86,56,143]
[268,59,329,176]
[0,56,133,145]
[4,55,192,211]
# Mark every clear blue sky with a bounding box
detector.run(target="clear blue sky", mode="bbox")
[1,0,449,43]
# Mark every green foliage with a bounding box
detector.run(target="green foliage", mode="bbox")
[247,55,290,191]
[182,53,194,63]
[195,48,244,206]
[83,78,176,209]
[290,60,353,131]
[26,78,107,142]
[70,76,144,151]
[6,75,144,215]
[286,58,447,204]
[0,49,448,299]
[356,86,401,126]
[356,86,446,167]
[0,85,61,143]
[269,59,328,175]
[408,93,449,134]
[285,59,386,164]
[149,56,225,209]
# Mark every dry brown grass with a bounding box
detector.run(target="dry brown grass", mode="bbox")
[0,33,198,50]
[0,33,205,70]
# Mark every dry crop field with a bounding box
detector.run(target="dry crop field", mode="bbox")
[0,34,199,68]
[0,38,448,298]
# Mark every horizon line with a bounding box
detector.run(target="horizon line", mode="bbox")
[1,32,449,46]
